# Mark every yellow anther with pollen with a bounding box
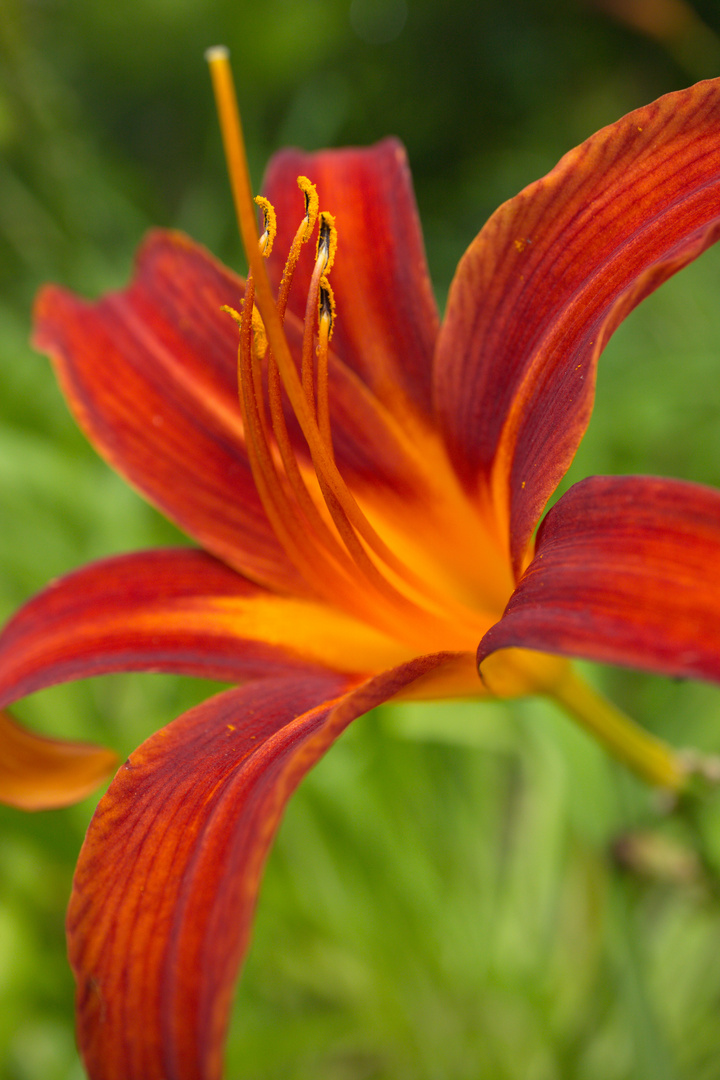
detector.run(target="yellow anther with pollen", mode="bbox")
[301,212,336,406]
[297,176,319,241]
[316,212,337,276]
[275,177,320,321]
[254,196,277,257]
[318,277,336,339]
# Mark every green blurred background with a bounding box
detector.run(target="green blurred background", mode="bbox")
[3,0,720,1077]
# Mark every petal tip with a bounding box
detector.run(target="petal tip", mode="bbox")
[0,710,118,812]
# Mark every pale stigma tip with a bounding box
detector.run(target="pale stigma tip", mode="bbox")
[205,45,230,63]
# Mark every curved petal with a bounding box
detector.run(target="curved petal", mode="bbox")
[262,139,440,418]
[32,230,307,596]
[0,709,117,811]
[66,652,460,1080]
[0,549,375,713]
[477,475,720,683]
[435,78,720,572]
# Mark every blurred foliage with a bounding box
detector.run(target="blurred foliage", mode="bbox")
[3,0,720,1078]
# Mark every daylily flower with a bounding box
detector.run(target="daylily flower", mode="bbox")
[2,48,720,1078]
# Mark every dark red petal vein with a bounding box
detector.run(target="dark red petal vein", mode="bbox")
[478,475,720,683]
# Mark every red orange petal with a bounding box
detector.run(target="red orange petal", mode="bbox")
[67,653,453,1080]
[263,139,439,419]
[0,549,345,713]
[435,78,720,572]
[32,231,307,596]
[477,475,720,682]
[0,709,117,810]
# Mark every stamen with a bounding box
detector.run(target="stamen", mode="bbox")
[316,212,337,275]
[217,177,383,611]
[265,358,345,558]
[318,279,335,333]
[234,277,360,605]
[317,278,335,452]
[277,177,319,321]
[206,47,489,648]
[298,176,319,239]
[254,196,277,256]
[301,212,335,408]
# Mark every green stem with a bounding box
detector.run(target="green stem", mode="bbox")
[548,669,687,791]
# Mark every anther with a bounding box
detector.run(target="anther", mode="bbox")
[254,196,277,257]
[302,214,336,406]
[276,178,320,321]
[318,278,335,338]
[297,176,319,241]
[316,212,337,275]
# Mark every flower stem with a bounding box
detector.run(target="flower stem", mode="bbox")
[549,669,688,791]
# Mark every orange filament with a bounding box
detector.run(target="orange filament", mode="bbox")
[235,275,359,607]
[206,47,490,651]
